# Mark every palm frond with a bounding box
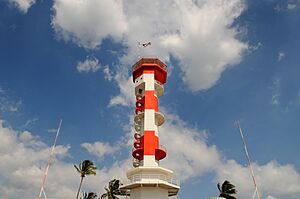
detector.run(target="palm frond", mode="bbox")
[101,179,124,199]
[225,188,237,194]
[86,170,96,175]
[74,165,81,173]
[218,180,237,199]
[86,192,97,199]
[217,183,222,193]
[100,193,107,199]
[75,160,97,199]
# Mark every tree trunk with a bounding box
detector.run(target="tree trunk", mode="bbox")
[76,176,84,199]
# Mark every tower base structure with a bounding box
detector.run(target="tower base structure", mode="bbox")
[120,166,180,199]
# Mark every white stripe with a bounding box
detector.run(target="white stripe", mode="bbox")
[144,109,157,131]
[143,73,155,91]
[143,155,158,167]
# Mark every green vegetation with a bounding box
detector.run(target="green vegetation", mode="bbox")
[81,192,98,199]
[74,160,97,199]
[101,179,123,199]
[217,180,237,199]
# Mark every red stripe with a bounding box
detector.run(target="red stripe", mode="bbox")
[143,131,158,155]
[144,91,158,111]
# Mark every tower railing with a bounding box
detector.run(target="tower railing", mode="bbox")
[125,174,180,186]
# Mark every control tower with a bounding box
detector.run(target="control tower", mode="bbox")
[120,58,180,199]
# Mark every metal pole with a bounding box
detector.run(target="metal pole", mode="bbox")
[41,187,47,199]
[38,119,63,199]
[235,121,261,199]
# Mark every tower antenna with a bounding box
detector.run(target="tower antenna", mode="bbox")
[235,121,261,199]
[37,119,63,199]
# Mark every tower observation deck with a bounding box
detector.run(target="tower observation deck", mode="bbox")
[120,58,180,199]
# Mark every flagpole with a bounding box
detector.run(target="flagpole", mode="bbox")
[38,119,63,199]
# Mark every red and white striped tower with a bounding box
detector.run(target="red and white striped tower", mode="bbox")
[120,58,180,199]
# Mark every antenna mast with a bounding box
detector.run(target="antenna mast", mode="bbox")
[235,121,261,199]
[37,119,63,199]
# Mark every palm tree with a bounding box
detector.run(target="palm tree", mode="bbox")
[100,179,122,199]
[81,192,98,199]
[217,180,237,199]
[74,160,97,199]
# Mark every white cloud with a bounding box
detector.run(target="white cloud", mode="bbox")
[274,2,299,12]
[76,57,114,77]
[0,87,22,113]
[266,195,278,199]
[274,4,282,12]
[76,56,101,73]
[108,72,135,107]
[216,160,300,199]
[1,107,300,199]
[47,128,57,133]
[103,65,113,81]
[123,0,248,91]
[159,111,221,180]
[52,0,248,92]
[23,117,38,128]
[287,3,297,10]
[249,42,263,52]
[0,119,131,199]
[7,0,36,13]
[278,52,285,61]
[270,78,280,106]
[215,160,254,199]
[149,110,300,199]
[52,0,128,49]
[0,120,72,199]
[271,94,279,105]
[258,162,300,196]
[81,141,120,159]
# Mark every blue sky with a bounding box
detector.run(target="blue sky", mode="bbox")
[1,0,300,199]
